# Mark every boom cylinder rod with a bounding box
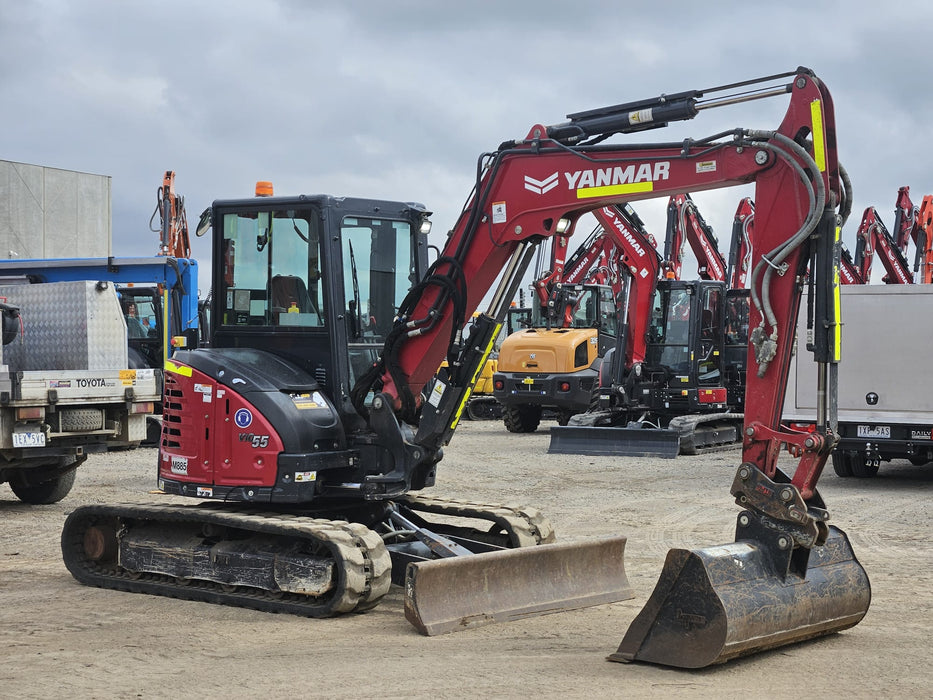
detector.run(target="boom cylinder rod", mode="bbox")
[485,241,538,321]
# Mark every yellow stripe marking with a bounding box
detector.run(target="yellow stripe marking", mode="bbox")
[833,224,842,361]
[165,360,192,376]
[810,99,826,173]
[450,321,502,431]
[576,181,654,199]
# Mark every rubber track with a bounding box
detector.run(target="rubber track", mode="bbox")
[61,502,392,617]
[670,412,744,455]
[397,494,556,547]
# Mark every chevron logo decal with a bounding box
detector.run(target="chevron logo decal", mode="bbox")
[524,172,559,195]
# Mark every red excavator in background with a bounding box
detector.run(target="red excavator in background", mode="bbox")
[62,67,869,668]
[662,193,728,281]
[892,185,919,256]
[727,197,755,289]
[853,206,914,284]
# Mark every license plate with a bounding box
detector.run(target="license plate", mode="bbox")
[13,432,46,448]
[857,425,890,439]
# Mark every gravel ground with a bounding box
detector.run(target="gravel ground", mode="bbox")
[1,418,930,699]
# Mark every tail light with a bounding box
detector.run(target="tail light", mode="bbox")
[698,388,727,404]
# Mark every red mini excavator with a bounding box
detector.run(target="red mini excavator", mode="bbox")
[62,67,869,668]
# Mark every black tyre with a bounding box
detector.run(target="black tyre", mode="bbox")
[557,409,575,427]
[908,455,929,466]
[10,468,77,505]
[849,453,879,478]
[503,404,542,433]
[831,451,853,477]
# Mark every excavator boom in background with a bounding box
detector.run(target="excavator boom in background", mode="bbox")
[662,193,727,281]
[63,67,869,668]
[853,206,914,284]
[727,197,754,289]
[151,170,191,259]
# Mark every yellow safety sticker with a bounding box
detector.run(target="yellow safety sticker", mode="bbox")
[576,181,654,199]
[810,99,826,173]
[165,360,192,377]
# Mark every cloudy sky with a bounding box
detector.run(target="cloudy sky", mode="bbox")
[2,0,931,295]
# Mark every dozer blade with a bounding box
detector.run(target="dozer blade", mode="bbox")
[405,535,634,635]
[548,425,680,458]
[609,524,870,668]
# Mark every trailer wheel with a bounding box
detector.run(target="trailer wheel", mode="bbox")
[503,404,542,433]
[10,468,77,505]
[908,455,929,466]
[832,451,854,477]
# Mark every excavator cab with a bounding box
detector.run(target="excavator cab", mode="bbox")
[644,281,725,393]
[207,196,430,424]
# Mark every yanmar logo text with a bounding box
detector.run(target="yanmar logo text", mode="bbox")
[599,206,647,258]
[525,162,671,199]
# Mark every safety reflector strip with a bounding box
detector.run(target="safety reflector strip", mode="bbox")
[833,224,842,362]
[450,321,502,431]
[810,99,826,173]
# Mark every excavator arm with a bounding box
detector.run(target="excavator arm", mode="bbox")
[352,68,869,666]
[893,185,919,254]
[591,205,662,366]
[854,206,914,284]
[150,170,191,259]
[917,195,933,283]
[664,193,728,281]
[727,197,755,289]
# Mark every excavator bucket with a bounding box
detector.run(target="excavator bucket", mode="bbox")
[405,535,633,635]
[609,523,870,668]
[548,425,681,458]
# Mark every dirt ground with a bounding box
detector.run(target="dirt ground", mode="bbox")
[1,419,930,699]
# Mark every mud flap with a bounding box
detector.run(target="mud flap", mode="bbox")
[548,425,680,458]
[609,522,870,668]
[405,535,634,635]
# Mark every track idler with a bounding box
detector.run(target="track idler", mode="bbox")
[610,511,870,668]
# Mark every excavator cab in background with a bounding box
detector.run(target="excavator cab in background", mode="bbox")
[63,67,869,668]
[552,277,746,457]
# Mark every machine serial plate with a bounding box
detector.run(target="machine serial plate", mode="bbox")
[857,425,891,438]
[13,432,46,448]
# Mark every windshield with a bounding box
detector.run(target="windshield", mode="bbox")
[647,286,691,372]
[219,207,324,328]
[531,286,616,331]
[341,216,417,384]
